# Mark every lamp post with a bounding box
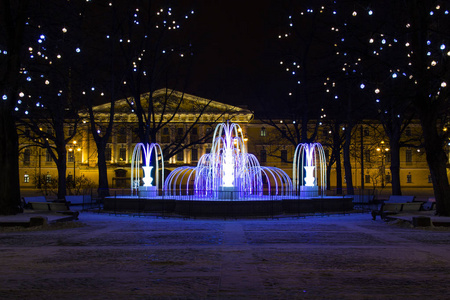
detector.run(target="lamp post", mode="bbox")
[376,140,389,188]
[68,140,81,188]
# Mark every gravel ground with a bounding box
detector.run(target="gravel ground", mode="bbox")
[0,212,449,299]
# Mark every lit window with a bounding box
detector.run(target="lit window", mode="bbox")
[260,127,266,137]
[24,174,30,183]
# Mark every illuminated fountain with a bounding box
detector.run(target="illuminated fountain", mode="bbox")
[164,121,293,200]
[131,143,165,197]
[104,125,354,216]
[293,143,327,197]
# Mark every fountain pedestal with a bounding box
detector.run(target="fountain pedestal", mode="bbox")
[138,186,158,197]
[300,186,319,198]
[219,186,238,200]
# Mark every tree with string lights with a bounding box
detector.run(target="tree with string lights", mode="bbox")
[111,1,220,161]
[0,0,30,214]
[333,1,450,215]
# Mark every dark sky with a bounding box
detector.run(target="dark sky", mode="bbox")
[185,0,279,107]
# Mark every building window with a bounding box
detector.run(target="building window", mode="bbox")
[68,151,75,162]
[260,127,266,137]
[46,149,52,162]
[23,149,31,165]
[161,127,170,143]
[364,149,371,162]
[365,174,371,183]
[46,174,52,183]
[407,174,412,183]
[132,128,140,143]
[281,150,287,162]
[386,152,391,163]
[105,146,112,161]
[405,127,411,136]
[190,127,198,141]
[119,148,127,162]
[191,148,198,161]
[117,127,127,143]
[405,149,412,163]
[176,127,184,141]
[260,149,267,163]
[176,150,184,162]
[428,175,433,183]
[363,127,370,136]
[206,127,213,142]
[24,174,30,183]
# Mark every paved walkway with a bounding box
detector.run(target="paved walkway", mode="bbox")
[0,212,449,299]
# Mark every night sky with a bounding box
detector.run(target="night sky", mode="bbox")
[185,0,279,107]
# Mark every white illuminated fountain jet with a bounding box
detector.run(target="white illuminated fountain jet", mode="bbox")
[293,143,327,197]
[164,121,292,200]
[131,143,165,197]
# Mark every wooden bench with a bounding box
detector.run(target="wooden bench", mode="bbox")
[422,199,435,211]
[371,196,422,220]
[24,196,51,211]
[386,195,415,203]
[24,196,69,211]
[65,195,94,209]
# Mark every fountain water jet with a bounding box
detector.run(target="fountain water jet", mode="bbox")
[131,143,165,197]
[164,121,292,200]
[293,143,327,197]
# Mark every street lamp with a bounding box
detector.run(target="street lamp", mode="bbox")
[376,141,389,188]
[68,140,81,188]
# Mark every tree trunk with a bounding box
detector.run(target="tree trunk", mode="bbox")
[421,118,450,216]
[333,123,342,194]
[389,136,402,196]
[343,126,354,195]
[97,144,110,197]
[0,109,22,214]
[56,145,67,200]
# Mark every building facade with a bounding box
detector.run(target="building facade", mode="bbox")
[18,89,441,194]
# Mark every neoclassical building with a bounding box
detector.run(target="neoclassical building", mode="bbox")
[18,89,438,192]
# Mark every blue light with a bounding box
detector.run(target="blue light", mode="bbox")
[368,10,373,15]
[392,73,397,78]
[360,83,365,89]
[2,95,7,100]
[75,47,81,53]
[427,40,431,45]
[27,76,32,81]
[40,34,45,39]
[441,44,446,50]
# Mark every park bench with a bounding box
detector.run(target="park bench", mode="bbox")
[352,194,375,210]
[422,198,436,211]
[371,195,422,220]
[65,195,94,209]
[24,196,69,212]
